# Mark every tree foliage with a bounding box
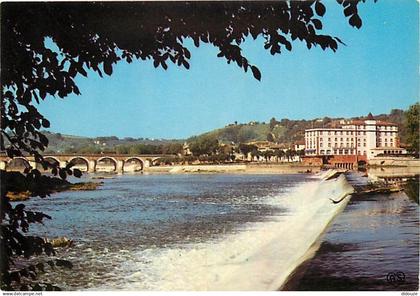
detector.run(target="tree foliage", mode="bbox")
[1,0,365,159]
[404,103,419,153]
[189,135,219,156]
[1,0,366,290]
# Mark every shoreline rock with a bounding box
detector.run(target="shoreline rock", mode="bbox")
[7,181,103,201]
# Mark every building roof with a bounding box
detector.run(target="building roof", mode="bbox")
[375,120,398,126]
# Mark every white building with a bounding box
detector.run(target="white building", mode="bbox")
[305,114,405,160]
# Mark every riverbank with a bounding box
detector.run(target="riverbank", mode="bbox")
[145,163,321,174]
[6,179,103,201]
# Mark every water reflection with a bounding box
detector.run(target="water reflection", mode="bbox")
[290,189,419,291]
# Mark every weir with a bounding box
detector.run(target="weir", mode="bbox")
[213,171,355,291]
[122,170,355,291]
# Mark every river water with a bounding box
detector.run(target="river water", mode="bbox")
[25,173,312,290]
[23,173,418,291]
[287,173,419,291]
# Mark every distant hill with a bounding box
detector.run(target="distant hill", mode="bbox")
[42,108,408,153]
[188,108,407,146]
[42,131,184,154]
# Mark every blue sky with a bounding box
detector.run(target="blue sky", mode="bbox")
[38,0,419,139]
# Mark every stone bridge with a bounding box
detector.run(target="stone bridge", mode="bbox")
[0,154,173,173]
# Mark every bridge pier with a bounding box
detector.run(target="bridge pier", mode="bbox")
[59,161,67,168]
[144,159,151,168]
[116,160,124,173]
[0,161,6,170]
[88,160,96,173]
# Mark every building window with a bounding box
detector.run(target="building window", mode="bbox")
[328,143,331,147]
[363,143,366,147]
[328,138,331,142]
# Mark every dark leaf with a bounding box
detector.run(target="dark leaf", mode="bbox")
[79,67,87,77]
[103,61,113,76]
[349,14,362,29]
[315,1,326,17]
[182,60,190,69]
[251,65,261,81]
[58,168,67,180]
[41,119,50,128]
[344,5,355,17]
[312,19,322,30]
[73,168,82,178]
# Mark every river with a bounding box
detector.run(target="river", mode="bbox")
[23,172,418,290]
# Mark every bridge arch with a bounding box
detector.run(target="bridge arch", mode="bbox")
[36,156,61,171]
[151,157,166,166]
[68,157,90,172]
[96,156,118,172]
[123,157,143,172]
[7,157,31,171]
[44,156,60,164]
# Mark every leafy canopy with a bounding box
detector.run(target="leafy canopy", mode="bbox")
[1,0,364,160]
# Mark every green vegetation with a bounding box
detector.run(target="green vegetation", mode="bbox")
[403,103,419,153]
[40,107,413,157]
[42,131,183,155]
[189,109,408,146]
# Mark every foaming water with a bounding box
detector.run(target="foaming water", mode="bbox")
[99,174,353,291]
[24,172,354,290]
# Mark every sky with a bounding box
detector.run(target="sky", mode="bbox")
[37,0,419,139]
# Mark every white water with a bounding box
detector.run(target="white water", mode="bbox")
[103,171,354,291]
